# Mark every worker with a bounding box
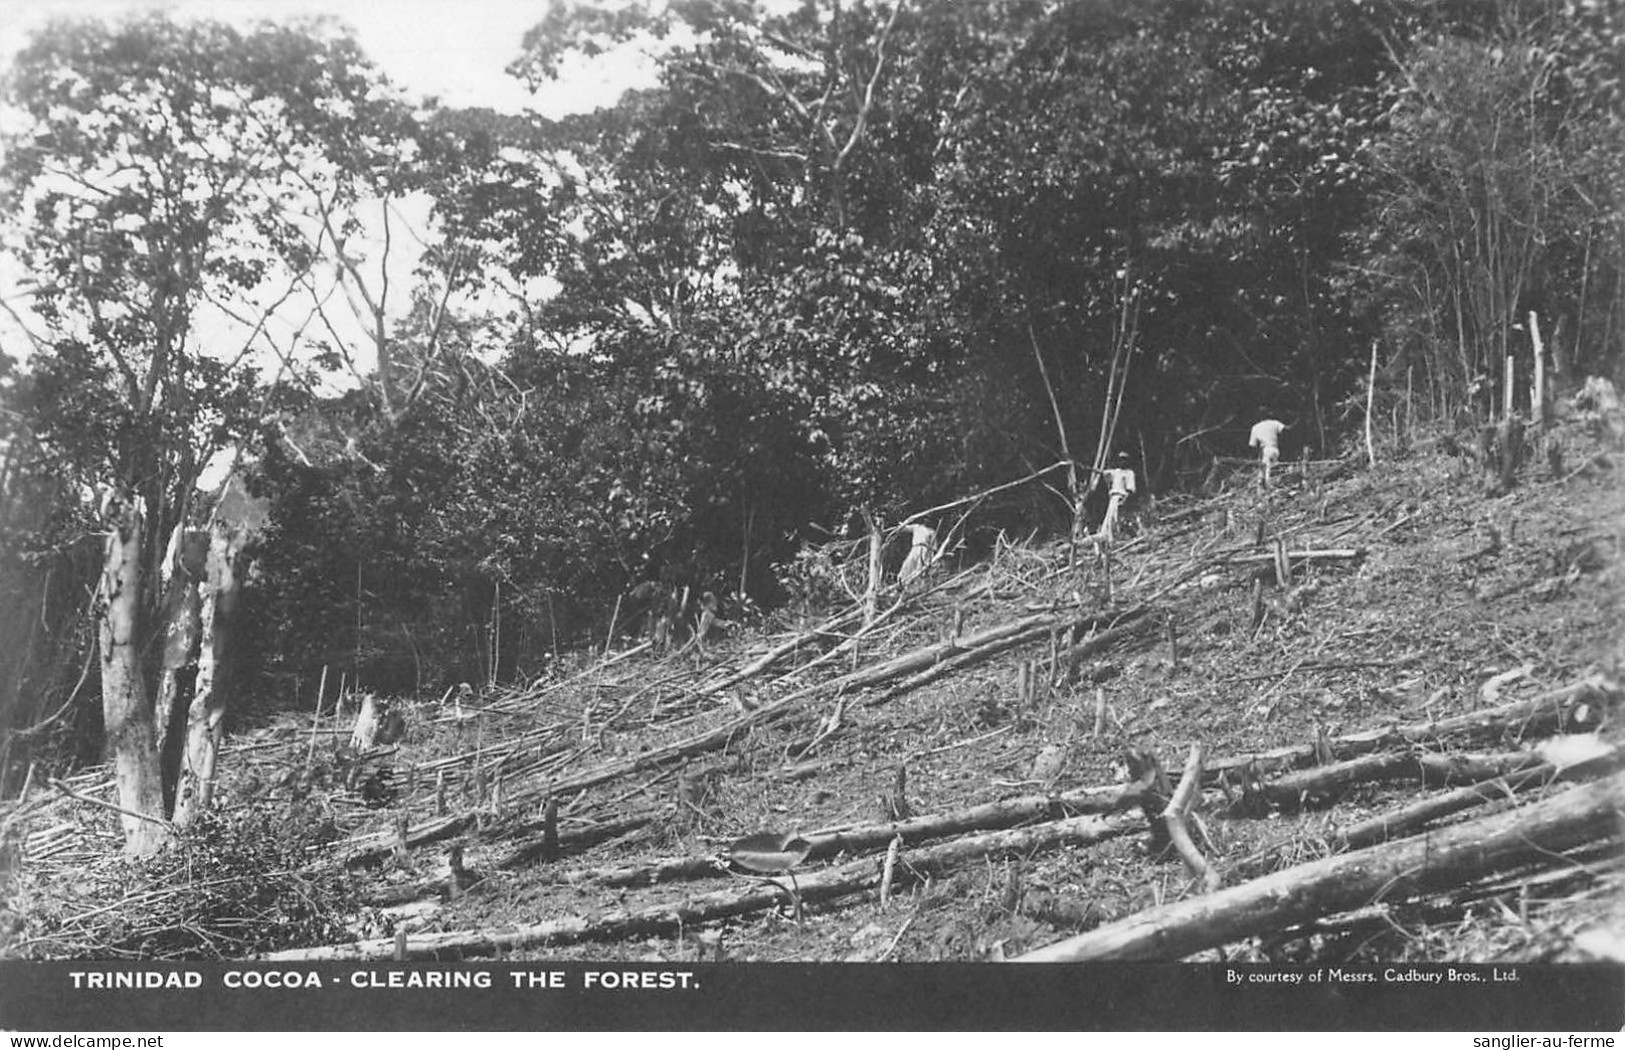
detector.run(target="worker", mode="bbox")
[898,524,937,591]
[1098,453,1137,542]
[1249,415,1287,488]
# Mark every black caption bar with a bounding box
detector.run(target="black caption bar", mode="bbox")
[1,963,1621,1031]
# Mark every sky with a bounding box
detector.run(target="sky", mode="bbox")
[0,0,659,378]
[0,0,647,117]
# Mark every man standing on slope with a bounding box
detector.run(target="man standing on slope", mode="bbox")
[1098,452,1137,542]
[1249,415,1287,489]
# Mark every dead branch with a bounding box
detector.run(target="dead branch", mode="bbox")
[900,461,1073,529]
[1164,745,1220,892]
[49,778,176,831]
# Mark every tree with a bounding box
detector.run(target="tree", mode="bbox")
[1363,0,1625,417]
[1,14,401,852]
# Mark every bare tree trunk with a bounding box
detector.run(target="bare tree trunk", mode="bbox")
[861,508,882,626]
[170,516,246,828]
[98,494,171,856]
[152,527,208,771]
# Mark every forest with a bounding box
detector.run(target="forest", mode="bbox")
[0,0,1622,974]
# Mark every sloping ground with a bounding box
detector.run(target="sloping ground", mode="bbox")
[5,413,1623,963]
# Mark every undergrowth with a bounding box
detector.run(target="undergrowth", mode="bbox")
[16,802,358,960]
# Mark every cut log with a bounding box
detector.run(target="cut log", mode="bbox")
[266,811,1144,961]
[1416,749,1551,785]
[693,608,862,698]
[1231,750,1417,814]
[493,816,651,871]
[1226,548,1365,566]
[1235,747,1563,815]
[872,609,1153,705]
[1333,743,1625,851]
[1013,770,1625,962]
[546,782,1130,888]
[1203,674,1619,784]
[342,813,473,868]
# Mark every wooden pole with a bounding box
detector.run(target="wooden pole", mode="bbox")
[603,593,622,657]
[305,665,329,769]
[1364,341,1378,468]
[1405,365,1414,440]
[1529,311,1546,430]
[1503,352,1515,421]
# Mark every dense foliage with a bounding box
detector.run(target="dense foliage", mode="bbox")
[2,0,1620,769]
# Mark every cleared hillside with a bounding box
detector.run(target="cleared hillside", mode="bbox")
[6,407,1624,965]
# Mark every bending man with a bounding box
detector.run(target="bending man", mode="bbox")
[1248,415,1287,488]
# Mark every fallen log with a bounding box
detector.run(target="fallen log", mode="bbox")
[1230,750,1415,814]
[1204,674,1620,785]
[1225,548,1365,565]
[494,815,653,871]
[342,809,653,872]
[265,810,1144,961]
[340,813,472,868]
[1273,843,1623,945]
[566,854,725,889]
[1231,748,1552,814]
[551,782,1130,888]
[1416,749,1551,785]
[1013,769,1625,962]
[807,781,1128,857]
[870,608,1152,706]
[692,608,863,697]
[1332,743,1625,851]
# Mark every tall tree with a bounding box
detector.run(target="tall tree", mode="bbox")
[1,14,401,852]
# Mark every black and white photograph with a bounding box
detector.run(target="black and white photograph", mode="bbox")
[0,0,1622,1035]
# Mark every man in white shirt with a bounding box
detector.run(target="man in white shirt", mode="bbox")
[898,523,937,591]
[1249,416,1287,488]
[1098,453,1137,541]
